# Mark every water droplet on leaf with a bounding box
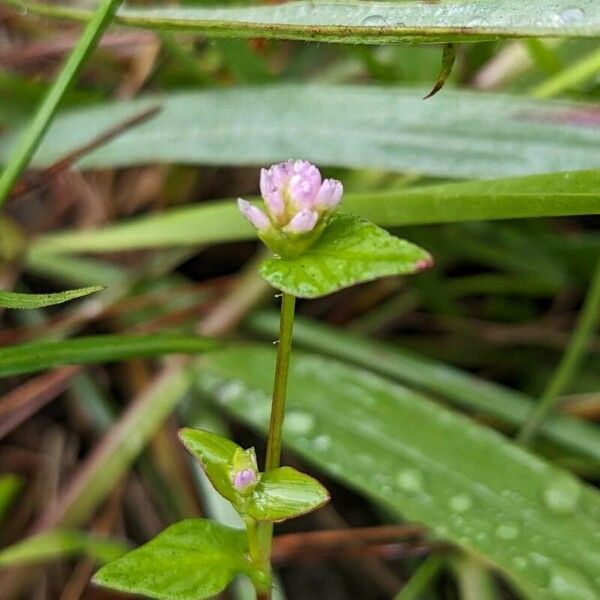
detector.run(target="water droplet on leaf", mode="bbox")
[360,14,390,27]
[549,567,596,600]
[495,523,519,540]
[543,474,580,515]
[449,494,472,513]
[397,469,424,493]
[284,411,315,435]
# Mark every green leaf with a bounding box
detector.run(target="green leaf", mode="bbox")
[0,529,127,567]
[94,519,250,600]
[248,312,600,463]
[12,0,600,44]
[179,427,240,503]
[28,169,600,256]
[0,334,220,378]
[197,346,600,600]
[260,213,431,298]
[4,87,600,179]
[246,466,330,522]
[0,285,103,309]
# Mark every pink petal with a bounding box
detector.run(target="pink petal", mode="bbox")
[284,209,319,234]
[238,198,271,232]
[260,168,285,219]
[315,178,343,210]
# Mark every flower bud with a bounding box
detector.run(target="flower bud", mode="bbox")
[231,447,259,495]
[238,160,343,258]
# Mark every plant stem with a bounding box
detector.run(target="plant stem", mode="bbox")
[0,0,123,207]
[517,257,600,445]
[264,292,296,472]
[255,291,296,599]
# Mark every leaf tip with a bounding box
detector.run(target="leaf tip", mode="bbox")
[416,256,434,271]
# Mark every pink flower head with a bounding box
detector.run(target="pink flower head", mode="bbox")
[239,160,343,238]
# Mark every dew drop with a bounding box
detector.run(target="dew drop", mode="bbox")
[284,410,315,435]
[397,469,424,493]
[495,523,519,540]
[216,380,244,404]
[549,567,596,600]
[543,474,580,515]
[560,7,585,24]
[449,494,472,513]
[513,556,528,570]
[311,434,331,452]
[360,14,390,27]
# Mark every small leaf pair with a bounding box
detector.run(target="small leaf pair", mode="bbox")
[179,427,330,522]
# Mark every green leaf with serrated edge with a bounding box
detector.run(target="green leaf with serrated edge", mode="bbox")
[94,519,252,600]
[196,346,600,600]
[0,334,220,378]
[0,285,103,309]
[260,213,431,298]
[0,529,127,567]
[246,466,329,522]
[179,428,240,503]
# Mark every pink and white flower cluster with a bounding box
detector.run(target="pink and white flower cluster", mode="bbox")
[238,160,343,236]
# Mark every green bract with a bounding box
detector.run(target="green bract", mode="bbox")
[179,428,329,521]
[94,519,254,600]
[260,213,432,298]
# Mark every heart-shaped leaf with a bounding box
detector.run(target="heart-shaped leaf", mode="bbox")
[259,213,432,298]
[0,285,103,309]
[245,466,330,522]
[179,428,240,503]
[93,519,251,600]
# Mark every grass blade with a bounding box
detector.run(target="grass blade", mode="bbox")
[0,286,103,309]
[0,0,123,206]
[27,169,600,255]
[8,0,600,44]
[3,87,600,179]
[0,530,128,567]
[247,312,600,463]
[0,334,221,378]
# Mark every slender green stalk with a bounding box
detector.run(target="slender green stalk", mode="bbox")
[518,257,600,445]
[264,292,297,472]
[0,0,123,206]
[255,292,296,599]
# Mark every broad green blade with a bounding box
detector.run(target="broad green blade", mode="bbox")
[27,169,600,256]
[0,285,103,309]
[94,519,250,600]
[12,0,600,43]
[3,87,600,179]
[197,346,600,600]
[247,312,600,462]
[0,334,220,378]
[0,529,127,567]
[260,214,431,298]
